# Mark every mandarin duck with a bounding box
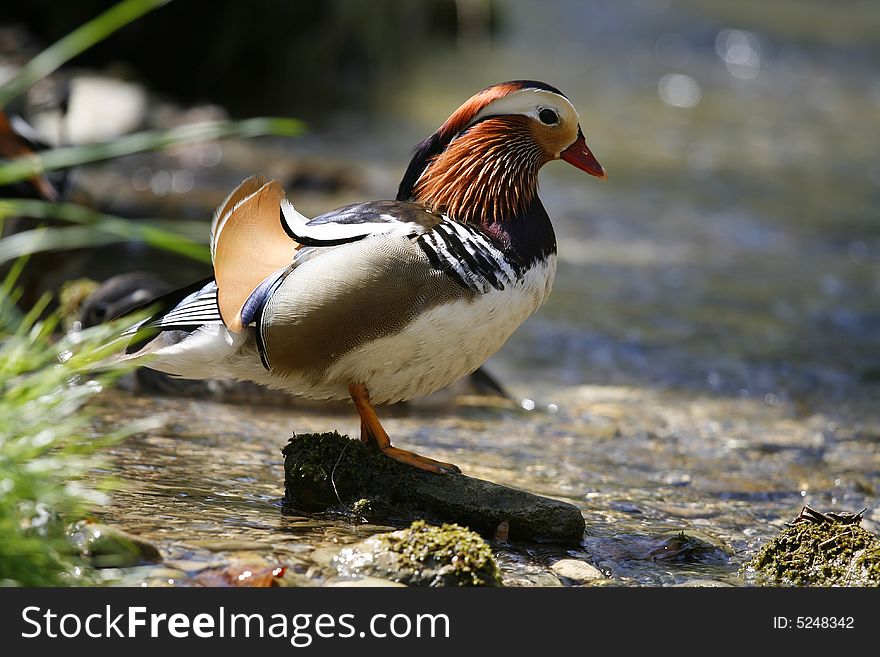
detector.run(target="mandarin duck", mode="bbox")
[117,80,606,474]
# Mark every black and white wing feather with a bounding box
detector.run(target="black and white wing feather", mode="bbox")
[416,220,518,292]
[281,199,440,246]
[282,199,517,294]
[121,277,223,353]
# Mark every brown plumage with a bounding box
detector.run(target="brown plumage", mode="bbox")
[212,177,297,332]
[431,81,524,145]
[415,115,548,226]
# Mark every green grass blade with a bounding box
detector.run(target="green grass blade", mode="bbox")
[0,304,159,586]
[0,118,304,186]
[0,0,172,108]
[0,226,124,264]
[0,199,211,264]
[15,292,52,336]
[0,257,27,329]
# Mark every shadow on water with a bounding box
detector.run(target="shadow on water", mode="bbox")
[58,0,880,585]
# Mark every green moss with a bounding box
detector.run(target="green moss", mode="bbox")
[746,519,880,586]
[284,432,377,485]
[58,278,99,328]
[350,498,372,517]
[378,520,502,587]
[333,520,502,587]
[281,432,422,517]
[854,544,880,583]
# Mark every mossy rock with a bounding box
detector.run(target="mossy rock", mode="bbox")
[333,520,502,587]
[282,431,585,544]
[745,515,880,586]
[58,278,99,330]
[67,521,162,569]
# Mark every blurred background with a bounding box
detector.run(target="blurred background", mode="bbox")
[1,0,878,586]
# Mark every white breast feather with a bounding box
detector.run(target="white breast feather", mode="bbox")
[313,255,557,403]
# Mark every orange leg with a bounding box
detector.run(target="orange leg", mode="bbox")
[349,382,460,475]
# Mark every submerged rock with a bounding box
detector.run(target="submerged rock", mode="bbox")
[745,506,880,586]
[67,521,162,568]
[282,432,586,543]
[583,529,732,567]
[504,572,564,587]
[332,520,502,587]
[647,530,731,565]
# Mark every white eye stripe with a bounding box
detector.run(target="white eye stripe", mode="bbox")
[470,88,579,127]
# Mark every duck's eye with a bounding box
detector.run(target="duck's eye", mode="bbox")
[538,108,558,125]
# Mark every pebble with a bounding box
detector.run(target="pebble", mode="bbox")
[550,558,604,583]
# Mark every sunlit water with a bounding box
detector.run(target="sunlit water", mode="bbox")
[77,0,879,586]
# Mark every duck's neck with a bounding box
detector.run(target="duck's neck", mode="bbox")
[487,196,557,271]
[401,116,547,228]
[398,116,557,269]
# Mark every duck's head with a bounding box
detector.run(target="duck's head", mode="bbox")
[397,80,605,225]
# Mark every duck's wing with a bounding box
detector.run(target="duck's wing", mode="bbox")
[280,198,443,246]
[281,199,515,293]
[212,180,448,331]
[116,182,443,340]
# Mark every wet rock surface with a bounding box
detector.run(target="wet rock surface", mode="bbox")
[646,531,732,565]
[282,432,586,544]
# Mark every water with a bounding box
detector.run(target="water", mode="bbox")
[77,0,878,586]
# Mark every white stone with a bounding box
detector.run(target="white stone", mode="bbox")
[33,75,146,145]
[550,558,604,583]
